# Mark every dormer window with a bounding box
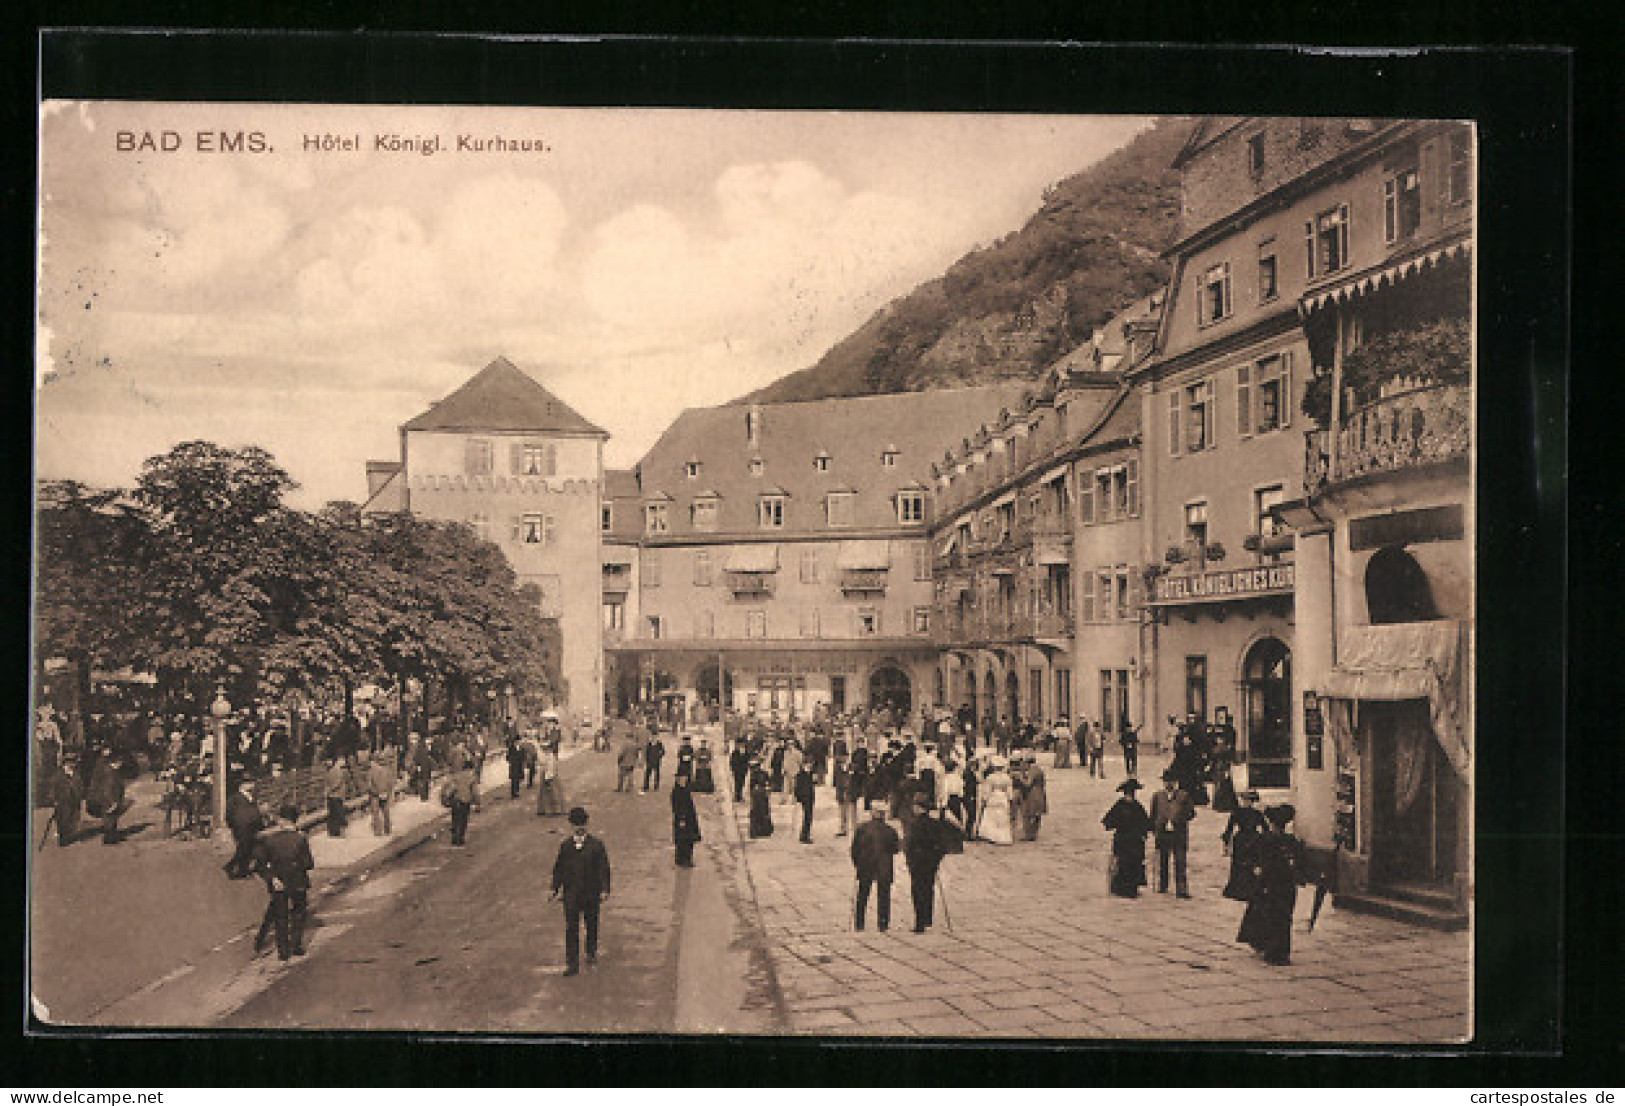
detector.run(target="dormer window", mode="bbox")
[813,451,831,473]
[748,457,765,477]
[684,459,702,479]
[881,447,899,468]
[758,494,786,529]
[896,490,926,526]
[690,498,719,531]
[645,503,670,535]
[745,406,762,446]
[825,491,856,528]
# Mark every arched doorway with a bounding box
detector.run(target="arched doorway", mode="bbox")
[933,668,945,709]
[868,665,912,716]
[982,670,997,726]
[1005,671,1020,725]
[1242,637,1292,789]
[1366,546,1439,623]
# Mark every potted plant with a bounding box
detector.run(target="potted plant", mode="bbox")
[1165,545,1187,565]
[1242,533,1262,552]
[1204,541,1227,562]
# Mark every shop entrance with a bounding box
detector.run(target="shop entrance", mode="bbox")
[1005,671,1020,725]
[694,664,733,713]
[829,675,847,715]
[1368,699,1462,889]
[868,665,912,716]
[982,671,996,726]
[1242,637,1292,790]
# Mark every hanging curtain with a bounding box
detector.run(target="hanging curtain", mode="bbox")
[1325,697,1358,773]
[1392,706,1429,814]
[1323,621,1469,783]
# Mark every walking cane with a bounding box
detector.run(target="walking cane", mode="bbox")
[937,871,954,934]
[37,811,57,852]
[851,876,860,933]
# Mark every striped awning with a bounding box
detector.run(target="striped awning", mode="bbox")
[724,544,780,573]
[1299,238,1472,316]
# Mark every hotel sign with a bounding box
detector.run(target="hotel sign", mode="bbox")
[1153,563,1295,603]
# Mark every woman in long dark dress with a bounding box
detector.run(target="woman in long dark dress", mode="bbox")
[1220,788,1269,901]
[692,739,716,793]
[747,761,774,838]
[1237,804,1307,965]
[671,772,702,866]
[1101,779,1152,897]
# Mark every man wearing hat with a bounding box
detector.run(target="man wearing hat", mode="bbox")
[253,802,315,961]
[850,803,900,932]
[1149,768,1196,898]
[223,779,266,877]
[551,807,611,975]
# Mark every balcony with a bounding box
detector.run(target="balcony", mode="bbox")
[839,568,890,595]
[726,570,776,598]
[1305,382,1470,496]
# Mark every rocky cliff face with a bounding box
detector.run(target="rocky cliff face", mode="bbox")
[740,117,1190,404]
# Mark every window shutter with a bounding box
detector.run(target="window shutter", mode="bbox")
[1222,262,1233,317]
[510,516,522,541]
[546,444,559,476]
[1079,475,1095,524]
[1167,390,1182,454]
[1126,457,1140,518]
[1203,389,1216,450]
[1081,571,1095,623]
[1236,364,1253,437]
[1280,352,1293,428]
[510,443,525,473]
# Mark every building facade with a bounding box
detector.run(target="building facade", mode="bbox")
[1275,118,1474,925]
[930,297,1161,738]
[363,357,609,727]
[606,386,1028,722]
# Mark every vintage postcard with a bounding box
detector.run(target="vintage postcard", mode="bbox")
[33,99,1474,1041]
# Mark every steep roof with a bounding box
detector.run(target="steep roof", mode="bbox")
[403,357,606,436]
[637,385,1030,538]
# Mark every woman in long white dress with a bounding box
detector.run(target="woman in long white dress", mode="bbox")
[977,758,1015,845]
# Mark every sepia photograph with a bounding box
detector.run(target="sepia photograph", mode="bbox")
[32,98,1476,1043]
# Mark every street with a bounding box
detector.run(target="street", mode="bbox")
[51,726,1469,1041]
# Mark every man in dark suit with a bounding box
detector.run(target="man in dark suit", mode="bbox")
[1149,768,1196,898]
[849,804,900,932]
[223,780,265,878]
[253,802,316,960]
[551,806,611,976]
[642,731,666,793]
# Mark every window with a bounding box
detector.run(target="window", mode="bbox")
[690,499,718,531]
[799,607,821,638]
[913,607,931,634]
[645,503,669,535]
[800,548,820,584]
[517,443,556,476]
[813,452,831,473]
[1238,352,1293,436]
[1257,238,1279,303]
[1185,655,1209,721]
[647,615,664,641]
[644,551,661,588]
[856,608,882,636]
[603,601,624,631]
[748,457,764,477]
[914,542,932,581]
[1080,569,1096,622]
[464,439,493,476]
[881,448,899,468]
[694,551,713,587]
[745,409,760,446]
[684,460,702,479]
[758,495,785,529]
[1254,484,1287,539]
[1247,132,1266,176]
[896,490,926,525]
[601,502,613,532]
[745,610,767,639]
[519,513,555,545]
[825,491,855,528]
[1384,166,1421,243]
[1447,129,1473,205]
[1186,381,1214,452]
[1097,569,1115,622]
[468,512,490,542]
[1055,668,1071,720]
[1200,262,1232,325]
[1029,667,1044,720]
[1115,568,1131,622]
[1184,500,1209,548]
[1100,670,1116,735]
[698,609,715,639]
[1307,204,1350,277]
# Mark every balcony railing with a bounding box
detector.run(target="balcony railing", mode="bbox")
[930,604,1073,647]
[726,571,776,597]
[1305,382,1470,495]
[839,568,889,595]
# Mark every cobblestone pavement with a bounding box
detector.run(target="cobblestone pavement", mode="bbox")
[709,737,1470,1043]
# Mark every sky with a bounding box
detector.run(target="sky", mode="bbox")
[37,102,1152,509]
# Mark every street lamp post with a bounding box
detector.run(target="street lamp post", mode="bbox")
[210,686,231,829]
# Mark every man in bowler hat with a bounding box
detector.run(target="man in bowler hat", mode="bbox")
[551,806,611,975]
[1149,767,1196,898]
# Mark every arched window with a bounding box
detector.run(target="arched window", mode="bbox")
[1365,546,1438,624]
